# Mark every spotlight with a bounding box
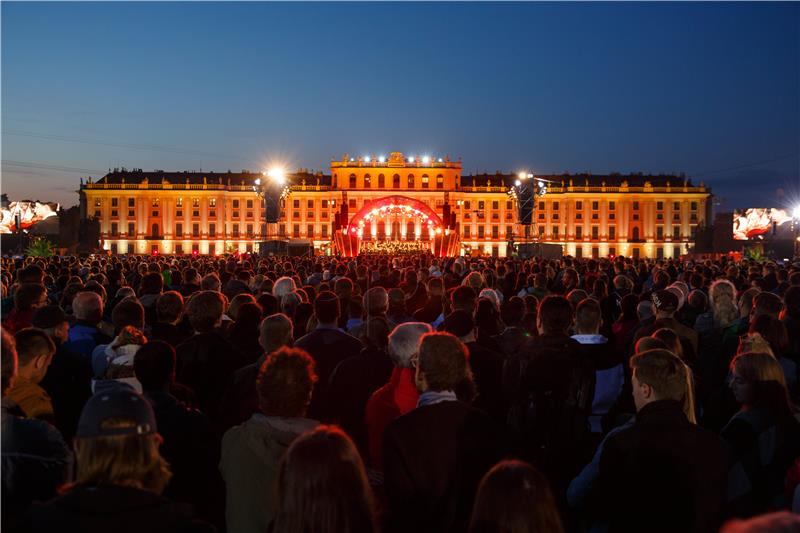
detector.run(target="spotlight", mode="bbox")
[364,156,371,162]
[515,179,522,187]
[422,156,430,164]
[254,177,262,186]
[793,205,800,219]
[518,172,526,180]
[378,156,386,163]
[408,156,415,163]
[267,167,286,185]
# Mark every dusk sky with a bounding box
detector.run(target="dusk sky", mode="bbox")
[2,2,798,211]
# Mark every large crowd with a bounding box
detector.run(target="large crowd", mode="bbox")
[2,252,800,533]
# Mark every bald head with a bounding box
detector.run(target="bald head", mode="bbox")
[72,291,103,323]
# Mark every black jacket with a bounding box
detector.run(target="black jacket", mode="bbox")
[2,406,71,532]
[383,400,503,533]
[294,326,363,422]
[39,342,92,443]
[592,400,728,533]
[176,331,244,421]
[144,391,223,529]
[26,485,215,533]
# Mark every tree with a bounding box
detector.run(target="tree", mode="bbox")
[26,236,54,258]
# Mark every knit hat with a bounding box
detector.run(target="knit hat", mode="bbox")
[32,305,68,329]
[76,388,157,438]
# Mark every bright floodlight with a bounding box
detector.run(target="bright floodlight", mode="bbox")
[408,156,415,163]
[378,156,386,163]
[254,177,262,186]
[364,156,371,162]
[538,180,544,188]
[515,179,522,187]
[422,156,430,164]
[527,173,534,179]
[267,167,286,184]
[437,158,443,163]
[518,172,526,180]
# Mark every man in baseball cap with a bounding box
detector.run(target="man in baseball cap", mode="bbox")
[634,290,698,357]
[27,388,215,532]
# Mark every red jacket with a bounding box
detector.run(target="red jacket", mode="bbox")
[2,309,35,335]
[365,367,418,470]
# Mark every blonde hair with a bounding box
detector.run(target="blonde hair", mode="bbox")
[737,332,774,357]
[71,419,171,494]
[709,279,738,328]
[631,349,697,424]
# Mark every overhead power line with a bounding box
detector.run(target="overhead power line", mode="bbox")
[2,159,107,175]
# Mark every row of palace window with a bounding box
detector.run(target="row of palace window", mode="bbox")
[109,222,332,239]
[346,174,446,189]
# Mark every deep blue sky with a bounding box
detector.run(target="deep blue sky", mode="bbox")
[2,2,798,210]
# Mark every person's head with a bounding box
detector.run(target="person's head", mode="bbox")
[651,289,679,318]
[451,285,477,314]
[133,341,175,392]
[363,287,389,317]
[257,347,317,418]
[737,332,774,357]
[258,312,294,354]
[139,272,163,296]
[687,289,707,311]
[469,460,564,533]
[72,291,103,324]
[566,289,588,311]
[31,305,70,344]
[2,328,18,396]
[387,288,407,315]
[537,295,573,336]
[73,389,170,494]
[635,336,668,354]
[630,349,695,423]
[738,287,760,318]
[274,425,375,533]
[387,322,432,369]
[13,328,55,384]
[651,328,684,360]
[729,352,794,418]
[637,300,655,322]
[200,273,221,292]
[574,298,602,335]
[13,283,48,312]
[500,297,525,328]
[229,293,257,321]
[185,290,225,333]
[751,291,783,321]
[273,276,297,302]
[111,299,145,334]
[415,332,471,393]
[748,314,789,356]
[618,293,639,321]
[313,291,340,326]
[443,309,476,342]
[155,291,183,325]
[280,290,304,318]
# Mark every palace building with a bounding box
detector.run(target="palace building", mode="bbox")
[80,151,711,258]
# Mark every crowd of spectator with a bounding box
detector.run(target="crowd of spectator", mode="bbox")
[2,251,800,532]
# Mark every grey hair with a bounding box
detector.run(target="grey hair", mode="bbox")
[272,276,297,302]
[637,300,655,321]
[388,322,433,368]
[72,291,103,320]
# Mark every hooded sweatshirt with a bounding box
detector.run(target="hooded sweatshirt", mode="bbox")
[219,414,317,533]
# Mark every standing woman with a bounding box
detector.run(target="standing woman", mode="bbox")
[723,352,800,517]
[272,425,376,533]
[470,459,564,533]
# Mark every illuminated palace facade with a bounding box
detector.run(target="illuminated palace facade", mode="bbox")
[80,151,711,258]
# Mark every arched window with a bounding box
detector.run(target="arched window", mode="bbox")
[364,174,371,188]
[349,174,357,188]
[407,174,415,188]
[378,174,385,188]
[393,174,400,188]
[151,223,159,238]
[421,174,429,189]
[436,175,444,189]
[632,226,640,240]
[406,221,415,240]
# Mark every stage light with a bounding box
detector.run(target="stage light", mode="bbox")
[435,228,442,234]
[538,180,544,188]
[364,156,371,162]
[254,177,262,186]
[422,156,430,164]
[527,173,534,179]
[378,156,385,163]
[408,156,415,163]
[437,158,443,163]
[518,172,526,180]
[793,205,800,219]
[515,179,522,187]
[267,167,286,185]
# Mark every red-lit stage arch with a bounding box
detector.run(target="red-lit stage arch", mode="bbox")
[335,195,459,257]
[345,195,444,236]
